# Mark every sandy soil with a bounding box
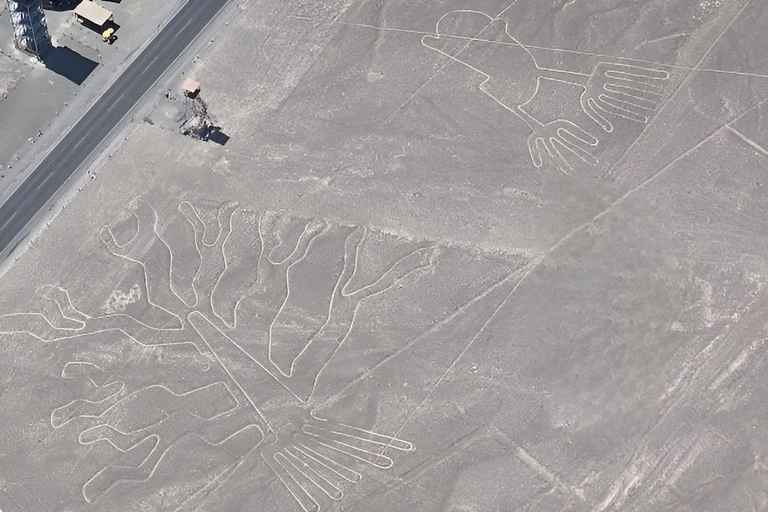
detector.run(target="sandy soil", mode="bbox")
[2,1,768,511]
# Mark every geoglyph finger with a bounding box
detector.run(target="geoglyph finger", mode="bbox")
[546,138,573,174]
[604,64,669,80]
[598,95,649,123]
[584,97,614,133]
[604,84,660,107]
[554,131,598,166]
[527,135,545,168]
[558,122,598,146]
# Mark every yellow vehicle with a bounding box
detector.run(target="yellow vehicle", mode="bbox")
[102,27,116,44]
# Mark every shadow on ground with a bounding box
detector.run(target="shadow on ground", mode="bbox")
[43,46,99,85]
[45,0,123,10]
[208,127,230,146]
[43,0,79,11]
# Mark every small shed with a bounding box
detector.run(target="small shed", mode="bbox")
[181,78,200,98]
[74,1,114,29]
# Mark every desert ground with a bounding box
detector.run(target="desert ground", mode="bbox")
[2,0,768,511]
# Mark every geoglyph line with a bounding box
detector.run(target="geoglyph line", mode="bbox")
[373,7,761,504]
[421,10,669,172]
[99,199,187,323]
[263,420,414,512]
[82,422,263,503]
[0,201,434,511]
[287,13,768,80]
[74,381,262,503]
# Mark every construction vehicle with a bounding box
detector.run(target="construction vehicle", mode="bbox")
[102,27,117,44]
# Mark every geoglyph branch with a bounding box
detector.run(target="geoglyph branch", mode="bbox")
[0,202,432,510]
[268,226,436,400]
[99,199,187,320]
[211,212,327,330]
[179,200,239,309]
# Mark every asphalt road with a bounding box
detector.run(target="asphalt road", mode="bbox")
[0,0,227,256]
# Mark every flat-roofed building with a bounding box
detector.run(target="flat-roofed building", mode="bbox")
[181,78,201,98]
[74,0,113,29]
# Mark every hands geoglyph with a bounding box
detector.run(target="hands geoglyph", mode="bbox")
[422,10,670,172]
